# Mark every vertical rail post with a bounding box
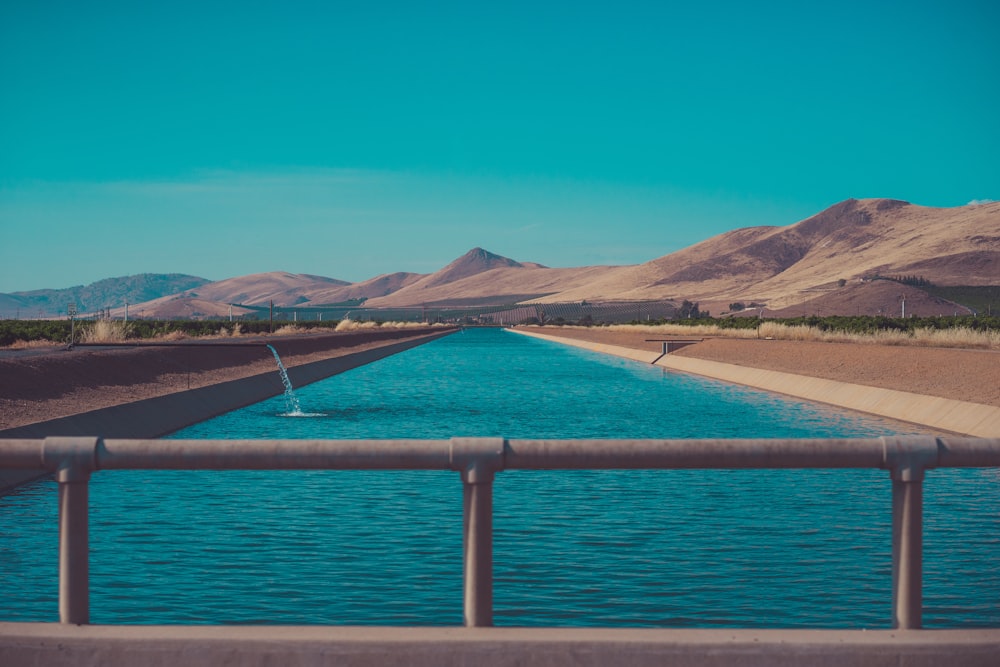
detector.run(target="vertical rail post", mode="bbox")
[463,469,494,627]
[883,436,938,630]
[451,438,505,628]
[58,466,91,624]
[892,475,923,629]
[43,437,99,625]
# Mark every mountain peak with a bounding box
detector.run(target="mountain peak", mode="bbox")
[459,247,523,267]
[417,248,525,289]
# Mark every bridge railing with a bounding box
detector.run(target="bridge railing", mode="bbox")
[2,435,998,629]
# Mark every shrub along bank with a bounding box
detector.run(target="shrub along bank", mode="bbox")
[0,319,343,347]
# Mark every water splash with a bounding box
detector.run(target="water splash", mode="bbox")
[266,344,323,417]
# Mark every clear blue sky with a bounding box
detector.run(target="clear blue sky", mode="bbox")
[1,0,997,292]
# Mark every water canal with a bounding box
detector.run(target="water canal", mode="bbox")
[1,328,997,627]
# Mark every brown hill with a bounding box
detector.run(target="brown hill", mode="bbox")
[753,281,975,318]
[110,297,257,320]
[539,199,1000,307]
[125,271,352,317]
[302,272,425,305]
[182,271,351,306]
[411,248,525,289]
[363,247,614,307]
[49,198,999,319]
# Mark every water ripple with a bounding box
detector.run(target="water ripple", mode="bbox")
[1,329,996,627]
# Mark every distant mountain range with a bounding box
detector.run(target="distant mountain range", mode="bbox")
[0,274,209,319]
[3,198,997,319]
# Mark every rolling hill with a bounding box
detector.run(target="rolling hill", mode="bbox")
[0,274,209,318]
[6,198,997,319]
[531,198,1000,307]
[360,248,612,307]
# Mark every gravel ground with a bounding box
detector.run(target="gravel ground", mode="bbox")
[520,327,1000,408]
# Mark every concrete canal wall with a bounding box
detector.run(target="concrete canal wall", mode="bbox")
[0,328,455,492]
[510,328,1000,437]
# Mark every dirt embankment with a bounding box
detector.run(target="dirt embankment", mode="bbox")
[520,327,1000,408]
[2,325,997,433]
[0,328,451,431]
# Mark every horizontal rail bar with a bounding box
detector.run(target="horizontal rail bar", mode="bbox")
[3,437,998,472]
[0,439,47,467]
[505,438,890,469]
[3,435,999,630]
[98,438,456,470]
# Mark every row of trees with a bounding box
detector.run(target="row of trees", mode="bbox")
[517,313,999,334]
[0,319,344,347]
[728,302,766,312]
[863,274,935,287]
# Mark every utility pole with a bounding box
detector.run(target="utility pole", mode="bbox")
[68,304,77,347]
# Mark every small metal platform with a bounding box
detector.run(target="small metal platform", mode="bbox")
[645,339,703,363]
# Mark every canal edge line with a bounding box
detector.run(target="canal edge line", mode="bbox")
[509,328,1000,437]
[0,328,457,494]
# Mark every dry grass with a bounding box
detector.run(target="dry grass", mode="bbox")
[334,320,437,332]
[80,320,133,343]
[335,320,379,331]
[571,322,999,350]
[272,324,306,336]
[601,323,760,338]
[754,322,999,349]
[5,339,62,350]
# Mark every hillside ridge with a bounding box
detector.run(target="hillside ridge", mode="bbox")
[3,198,997,318]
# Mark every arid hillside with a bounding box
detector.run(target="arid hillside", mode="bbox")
[46,198,999,319]
[176,271,350,305]
[362,248,615,307]
[536,198,999,307]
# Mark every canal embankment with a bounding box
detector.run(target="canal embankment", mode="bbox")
[512,327,1000,437]
[0,327,456,492]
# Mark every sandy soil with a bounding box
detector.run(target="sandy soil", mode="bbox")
[0,328,448,431]
[520,327,1000,408]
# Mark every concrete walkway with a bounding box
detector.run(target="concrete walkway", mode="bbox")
[2,623,999,667]
[511,329,1000,437]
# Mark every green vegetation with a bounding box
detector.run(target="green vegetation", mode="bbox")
[862,274,934,287]
[923,286,1000,316]
[0,320,73,346]
[0,319,344,346]
[529,312,1000,337]
[677,300,708,319]
[661,314,1000,335]
[728,301,765,312]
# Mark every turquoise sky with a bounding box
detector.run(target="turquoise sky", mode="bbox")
[1,1,997,292]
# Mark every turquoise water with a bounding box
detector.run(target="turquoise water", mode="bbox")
[1,328,997,626]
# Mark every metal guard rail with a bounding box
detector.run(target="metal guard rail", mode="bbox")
[2,435,999,629]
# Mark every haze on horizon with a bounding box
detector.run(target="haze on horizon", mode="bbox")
[1,1,997,293]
